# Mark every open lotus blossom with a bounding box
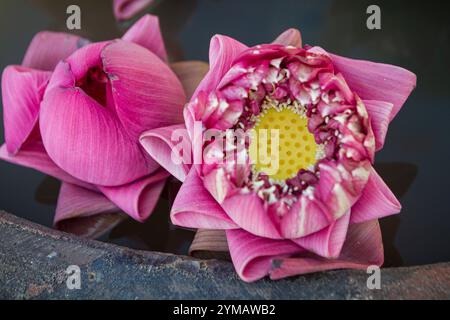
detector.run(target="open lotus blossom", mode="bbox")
[113,0,154,21]
[140,29,416,281]
[0,14,188,231]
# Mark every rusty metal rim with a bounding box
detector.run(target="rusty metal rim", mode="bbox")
[0,211,449,300]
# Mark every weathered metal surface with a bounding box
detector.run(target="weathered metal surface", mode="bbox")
[0,211,449,300]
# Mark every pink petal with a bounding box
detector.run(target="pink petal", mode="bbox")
[226,229,302,282]
[350,167,401,224]
[293,212,350,259]
[271,220,384,280]
[122,14,168,62]
[202,167,233,203]
[55,183,128,238]
[113,0,153,21]
[272,28,302,48]
[329,53,417,120]
[183,96,204,152]
[192,35,248,100]
[363,100,394,151]
[22,31,89,71]
[99,169,168,222]
[40,83,152,187]
[2,65,51,154]
[140,124,191,182]
[280,195,330,239]
[306,46,329,56]
[0,142,91,189]
[55,182,118,224]
[103,40,185,142]
[56,41,110,85]
[171,168,238,229]
[221,193,283,239]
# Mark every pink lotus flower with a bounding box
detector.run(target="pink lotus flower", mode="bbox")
[140,29,417,282]
[0,15,187,228]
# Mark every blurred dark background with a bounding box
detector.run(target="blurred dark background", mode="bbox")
[0,0,449,266]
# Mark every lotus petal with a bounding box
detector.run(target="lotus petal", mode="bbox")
[280,195,331,239]
[0,142,91,189]
[202,167,233,204]
[270,220,384,280]
[55,182,118,224]
[2,65,51,154]
[221,193,282,239]
[226,228,302,282]
[329,53,417,120]
[171,61,210,99]
[363,100,394,151]
[103,40,185,142]
[171,168,238,229]
[99,169,168,222]
[350,167,401,224]
[272,28,302,48]
[40,83,151,186]
[122,14,168,62]
[55,183,128,238]
[293,212,350,259]
[140,124,191,182]
[113,0,153,21]
[22,31,89,71]
[192,35,247,100]
[183,92,207,150]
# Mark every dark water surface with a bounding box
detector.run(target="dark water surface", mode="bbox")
[0,0,449,266]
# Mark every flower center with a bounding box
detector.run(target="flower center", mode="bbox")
[250,105,318,181]
[76,66,109,107]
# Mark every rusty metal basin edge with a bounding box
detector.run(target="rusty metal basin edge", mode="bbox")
[0,211,449,300]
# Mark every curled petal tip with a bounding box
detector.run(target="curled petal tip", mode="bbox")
[192,35,248,99]
[273,28,302,48]
[226,229,301,282]
[351,167,402,224]
[329,52,417,120]
[171,169,238,229]
[2,65,51,154]
[122,14,168,62]
[99,170,169,222]
[363,100,395,151]
[22,31,89,71]
[140,124,191,183]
